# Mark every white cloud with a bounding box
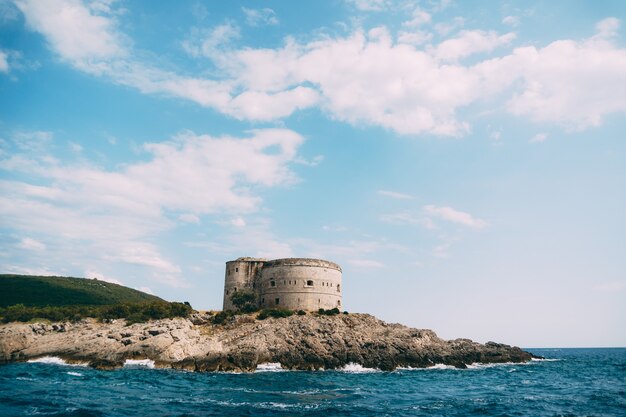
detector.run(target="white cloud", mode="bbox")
[346,0,391,12]
[14,1,626,135]
[348,259,385,268]
[0,128,305,286]
[17,237,46,251]
[504,22,626,129]
[377,190,414,200]
[242,7,278,27]
[433,30,516,62]
[380,212,436,229]
[403,8,431,27]
[595,17,619,39]
[530,133,548,143]
[178,213,200,224]
[136,286,154,295]
[423,205,486,228]
[0,50,9,73]
[230,217,246,227]
[181,23,240,59]
[397,30,432,46]
[84,269,123,285]
[14,0,126,62]
[502,16,520,27]
[13,130,53,151]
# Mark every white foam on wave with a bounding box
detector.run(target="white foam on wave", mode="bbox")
[340,363,379,373]
[27,356,88,367]
[123,359,155,368]
[467,361,537,369]
[396,363,457,371]
[531,358,561,362]
[66,371,83,377]
[255,362,284,372]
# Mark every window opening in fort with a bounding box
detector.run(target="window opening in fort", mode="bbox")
[337,284,340,292]
[284,280,286,285]
[307,280,314,286]
[235,267,238,272]
[275,298,280,305]
[337,300,341,306]
[262,297,265,304]
[270,280,275,287]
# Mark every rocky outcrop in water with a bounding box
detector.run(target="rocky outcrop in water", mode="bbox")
[0,313,535,371]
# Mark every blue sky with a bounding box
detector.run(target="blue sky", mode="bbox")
[1,0,625,347]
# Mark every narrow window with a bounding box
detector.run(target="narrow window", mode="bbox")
[262,297,265,304]
[271,280,276,287]
[275,298,280,305]
[234,287,237,292]
[226,290,229,295]
[307,280,314,286]
[284,280,286,285]
[337,300,341,306]
[235,267,239,272]
[337,284,340,292]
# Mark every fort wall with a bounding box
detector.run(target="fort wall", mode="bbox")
[222,258,266,311]
[222,257,342,311]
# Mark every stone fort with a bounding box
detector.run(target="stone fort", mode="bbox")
[223,257,342,311]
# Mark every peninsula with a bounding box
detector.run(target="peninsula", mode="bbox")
[0,262,536,371]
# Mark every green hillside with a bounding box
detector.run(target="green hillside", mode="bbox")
[0,274,164,308]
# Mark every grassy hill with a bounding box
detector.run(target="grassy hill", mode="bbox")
[0,274,164,308]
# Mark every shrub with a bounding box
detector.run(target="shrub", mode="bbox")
[230,290,257,313]
[297,310,306,316]
[0,301,193,324]
[257,308,294,320]
[211,310,233,325]
[317,308,340,316]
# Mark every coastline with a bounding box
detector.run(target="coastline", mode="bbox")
[0,312,535,372]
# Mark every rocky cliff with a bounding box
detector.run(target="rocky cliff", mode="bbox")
[0,313,535,371]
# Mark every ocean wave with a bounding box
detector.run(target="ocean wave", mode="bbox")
[27,356,88,367]
[255,362,284,372]
[397,363,458,371]
[123,359,155,368]
[339,363,380,373]
[66,371,83,377]
[530,358,561,362]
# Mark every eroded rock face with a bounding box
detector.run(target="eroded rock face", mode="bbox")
[0,313,535,371]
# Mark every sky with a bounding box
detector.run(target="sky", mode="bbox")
[0,0,625,348]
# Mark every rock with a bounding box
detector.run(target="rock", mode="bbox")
[0,314,538,371]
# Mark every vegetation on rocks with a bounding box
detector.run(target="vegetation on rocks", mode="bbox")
[256,308,295,320]
[0,302,193,324]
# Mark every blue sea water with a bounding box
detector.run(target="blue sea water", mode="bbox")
[0,348,624,416]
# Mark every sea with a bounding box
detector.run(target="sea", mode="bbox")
[0,348,624,416]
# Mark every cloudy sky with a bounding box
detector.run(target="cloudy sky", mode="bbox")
[1,0,625,347]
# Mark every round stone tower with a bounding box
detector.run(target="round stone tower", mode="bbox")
[258,258,342,311]
[222,257,266,311]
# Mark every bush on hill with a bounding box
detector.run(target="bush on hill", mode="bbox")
[256,308,294,320]
[0,301,193,324]
[0,274,163,308]
[229,290,258,313]
[317,308,341,316]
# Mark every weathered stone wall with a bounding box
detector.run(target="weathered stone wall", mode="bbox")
[222,258,266,311]
[258,259,342,311]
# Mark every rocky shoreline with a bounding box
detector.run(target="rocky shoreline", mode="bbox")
[0,313,536,371]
